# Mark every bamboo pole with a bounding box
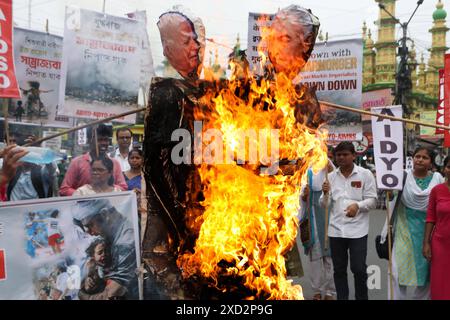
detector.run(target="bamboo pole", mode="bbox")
[386,190,394,300]
[22,100,447,148]
[319,100,450,131]
[23,107,146,147]
[324,167,329,251]
[3,99,10,145]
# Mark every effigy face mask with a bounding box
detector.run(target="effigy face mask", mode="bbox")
[157,5,205,81]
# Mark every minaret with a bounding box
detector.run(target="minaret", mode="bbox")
[425,0,449,98]
[374,0,397,85]
[408,42,418,91]
[363,27,376,86]
[417,53,427,93]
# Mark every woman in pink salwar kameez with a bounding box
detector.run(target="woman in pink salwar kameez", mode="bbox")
[424,156,450,300]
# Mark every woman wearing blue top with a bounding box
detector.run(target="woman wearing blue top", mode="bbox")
[123,149,143,192]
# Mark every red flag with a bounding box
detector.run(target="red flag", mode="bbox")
[436,69,445,134]
[445,54,450,147]
[0,249,6,280]
[0,0,20,98]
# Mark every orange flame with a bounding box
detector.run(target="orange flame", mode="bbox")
[177,27,328,300]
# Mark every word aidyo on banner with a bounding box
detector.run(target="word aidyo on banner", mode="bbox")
[371,105,403,190]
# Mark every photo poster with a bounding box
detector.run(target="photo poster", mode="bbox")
[59,7,145,124]
[300,39,363,142]
[3,28,71,127]
[0,191,142,300]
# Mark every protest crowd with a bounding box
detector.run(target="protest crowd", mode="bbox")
[0,1,450,301]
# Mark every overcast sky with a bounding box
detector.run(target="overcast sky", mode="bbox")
[13,0,448,74]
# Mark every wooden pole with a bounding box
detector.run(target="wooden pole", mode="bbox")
[23,107,146,147]
[386,190,394,300]
[3,99,10,145]
[93,124,99,158]
[319,100,450,131]
[22,99,447,148]
[324,167,329,251]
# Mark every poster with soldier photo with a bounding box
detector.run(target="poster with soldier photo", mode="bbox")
[0,192,142,300]
[59,7,145,124]
[2,28,72,127]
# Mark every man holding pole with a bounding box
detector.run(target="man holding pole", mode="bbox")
[320,141,377,300]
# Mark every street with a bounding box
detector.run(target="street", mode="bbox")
[292,209,394,300]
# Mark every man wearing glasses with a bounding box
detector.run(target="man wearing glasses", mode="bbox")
[111,128,133,172]
[59,124,127,196]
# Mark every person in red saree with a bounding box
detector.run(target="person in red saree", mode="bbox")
[423,156,450,300]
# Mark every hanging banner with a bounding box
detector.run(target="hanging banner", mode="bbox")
[371,105,403,190]
[445,54,450,148]
[436,69,445,134]
[301,39,363,142]
[59,7,144,124]
[0,0,20,98]
[362,89,393,122]
[0,192,142,300]
[7,28,71,127]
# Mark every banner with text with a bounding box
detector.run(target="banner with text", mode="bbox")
[8,28,71,127]
[59,7,144,123]
[247,12,274,76]
[0,192,142,300]
[301,39,363,141]
[445,54,450,147]
[0,0,20,98]
[371,105,403,190]
[436,69,445,134]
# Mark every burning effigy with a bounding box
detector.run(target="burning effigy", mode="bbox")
[143,4,329,300]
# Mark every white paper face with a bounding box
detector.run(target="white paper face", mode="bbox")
[158,12,205,80]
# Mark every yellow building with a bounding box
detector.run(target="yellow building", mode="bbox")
[363,0,448,149]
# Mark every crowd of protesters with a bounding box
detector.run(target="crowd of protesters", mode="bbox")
[1,2,450,301]
[1,133,449,300]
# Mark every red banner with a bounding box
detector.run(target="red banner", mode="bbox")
[436,69,445,134]
[0,0,20,98]
[0,249,6,280]
[445,54,450,147]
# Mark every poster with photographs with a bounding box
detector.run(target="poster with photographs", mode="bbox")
[59,7,145,123]
[3,28,72,127]
[0,192,141,300]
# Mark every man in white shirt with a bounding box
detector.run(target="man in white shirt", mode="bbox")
[320,141,377,300]
[112,128,132,172]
